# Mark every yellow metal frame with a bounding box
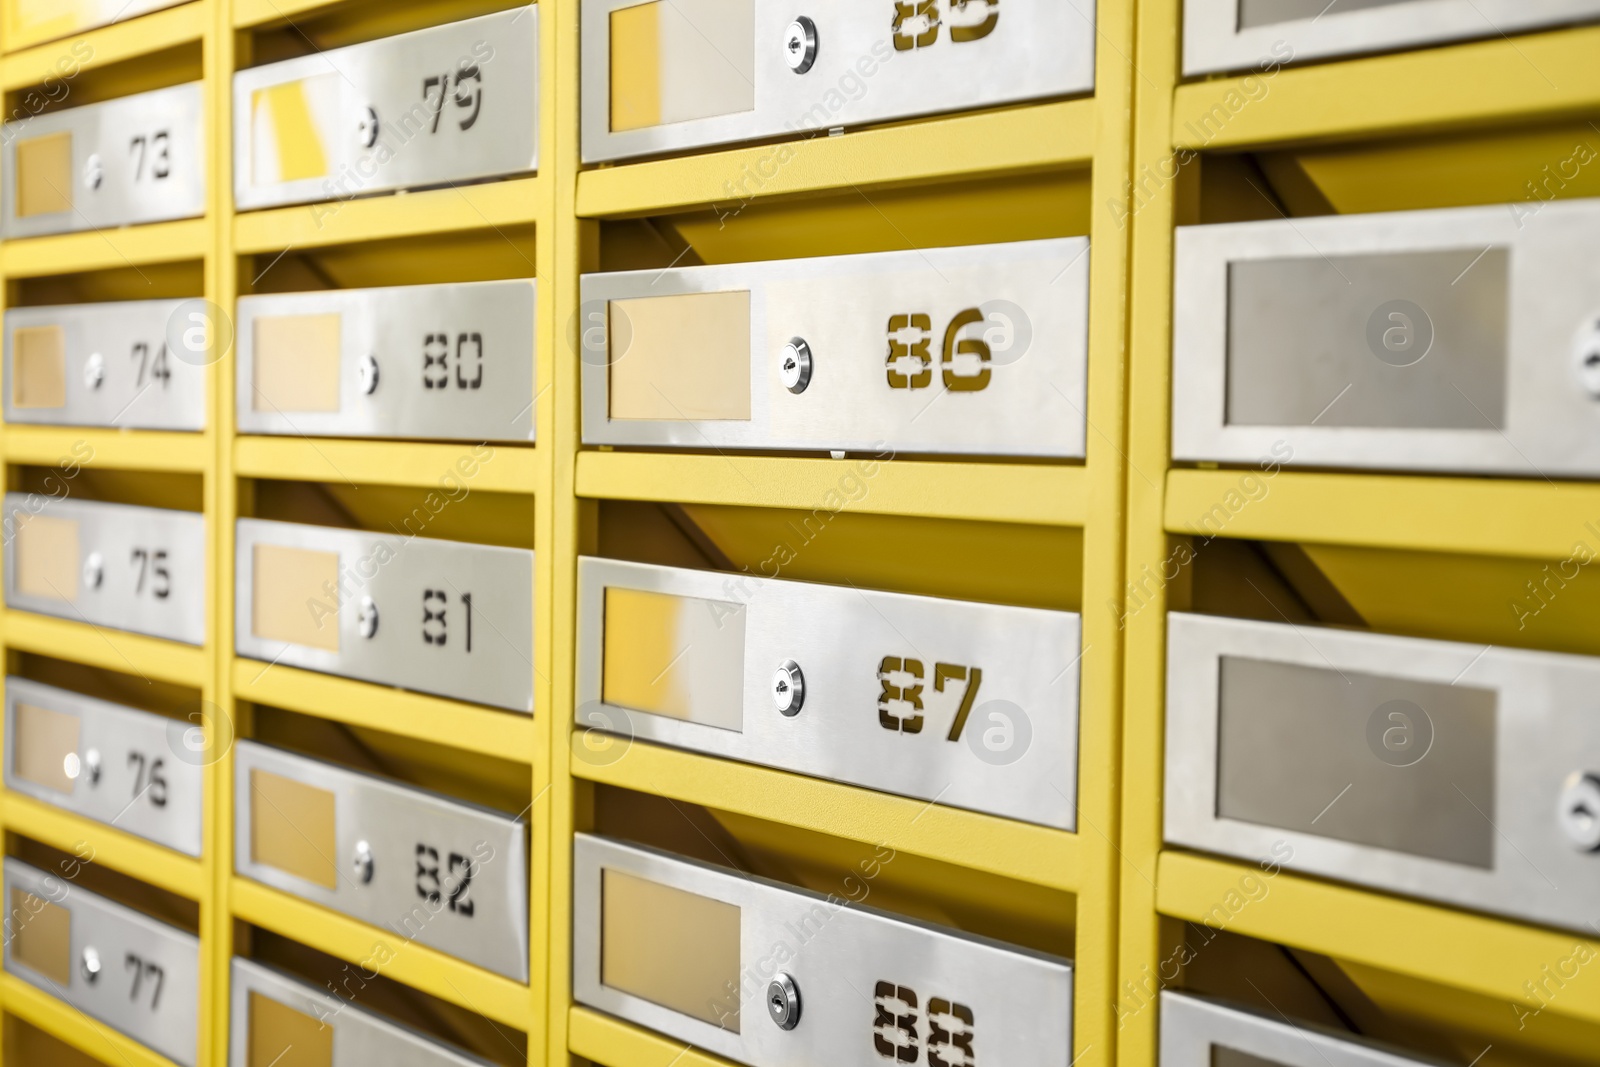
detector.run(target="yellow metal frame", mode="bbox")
[1121,4,1600,1066]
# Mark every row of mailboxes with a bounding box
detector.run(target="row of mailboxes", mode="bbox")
[1166,611,1600,935]
[5,236,1089,455]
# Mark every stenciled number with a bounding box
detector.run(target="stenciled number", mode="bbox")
[874,982,976,1066]
[420,589,473,651]
[415,843,476,917]
[130,548,171,599]
[892,0,999,50]
[125,953,165,1010]
[131,341,171,389]
[885,310,992,392]
[126,751,168,808]
[877,658,983,741]
[129,130,171,181]
[422,63,484,134]
[422,332,484,390]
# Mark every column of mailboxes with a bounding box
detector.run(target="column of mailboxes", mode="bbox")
[569,4,1093,1067]
[0,6,542,1067]
[1151,6,1600,1067]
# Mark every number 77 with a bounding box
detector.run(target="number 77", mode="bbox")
[934,664,982,741]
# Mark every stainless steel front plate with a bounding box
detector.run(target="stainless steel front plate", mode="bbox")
[573,834,1074,1067]
[580,0,1094,162]
[233,741,529,982]
[4,677,203,855]
[4,858,199,1067]
[1,82,204,238]
[1172,199,1600,476]
[1183,0,1600,76]
[576,558,1081,828]
[233,8,538,211]
[580,238,1089,457]
[1160,991,1446,1067]
[3,493,206,645]
[1165,612,1600,933]
[229,958,497,1067]
[4,299,205,430]
[234,518,534,712]
[235,280,535,441]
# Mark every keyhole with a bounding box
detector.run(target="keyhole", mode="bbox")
[1573,801,1596,832]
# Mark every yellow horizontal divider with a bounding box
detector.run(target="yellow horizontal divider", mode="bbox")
[234,437,538,494]
[1,972,180,1067]
[572,738,1079,892]
[569,1006,732,1067]
[1165,468,1600,559]
[2,790,204,899]
[3,611,207,687]
[0,218,211,278]
[231,658,535,762]
[233,175,542,253]
[577,451,1087,527]
[1172,25,1600,150]
[577,99,1097,218]
[0,2,207,88]
[5,427,209,473]
[1157,851,1600,1024]
[230,877,534,1031]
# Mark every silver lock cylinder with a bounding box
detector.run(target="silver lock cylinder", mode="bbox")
[81,945,102,983]
[83,552,105,590]
[779,338,813,394]
[84,352,105,390]
[773,660,805,716]
[358,597,379,639]
[783,17,818,74]
[84,748,102,786]
[83,153,103,191]
[1558,771,1600,851]
[353,839,375,883]
[766,971,801,1029]
[1576,316,1600,400]
[359,353,380,395]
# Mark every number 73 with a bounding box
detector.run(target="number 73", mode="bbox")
[878,658,982,741]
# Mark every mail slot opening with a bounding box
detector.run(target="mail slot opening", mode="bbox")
[241,227,537,298]
[4,1012,111,1066]
[1170,535,1600,660]
[246,704,532,813]
[2,42,201,123]
[10,261,203,309]
[12,652,201,720]
[245,476,535,550]
[236,930,528,1067]
[6,835,199,933]
[11,464,204,514]
[588,784,1074,959]
[593,499,1081,612]
[243,0,524,69]
[1154,929,1593,1067]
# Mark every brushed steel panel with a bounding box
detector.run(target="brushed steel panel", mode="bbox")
[1161,992,1445,1067]
[233,741,529,982]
